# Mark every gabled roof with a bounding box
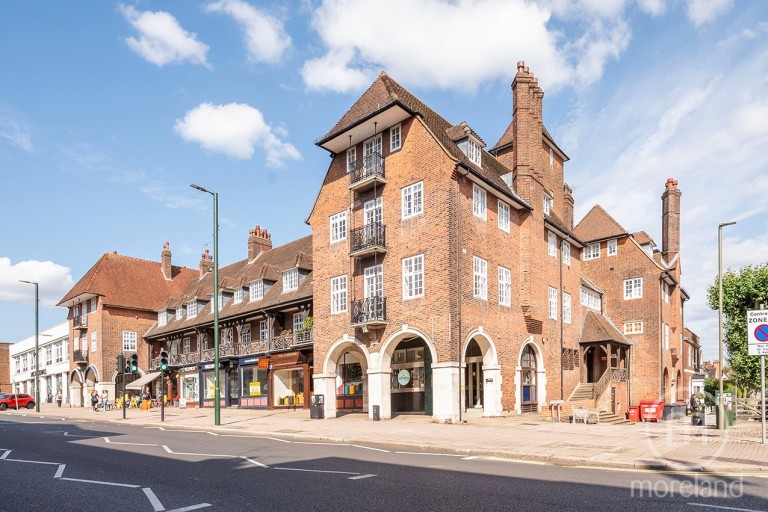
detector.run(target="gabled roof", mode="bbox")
[317,71,530,210]
[580,275,604,294]
[489,122,569,162]
[57,253,197,311]
[573,205,628,242]
[631,231,655,246]
[580,310,632,346]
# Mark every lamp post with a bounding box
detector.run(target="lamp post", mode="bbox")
[191,183,221,426]
[19,280,40,413]
[718,221,736,430]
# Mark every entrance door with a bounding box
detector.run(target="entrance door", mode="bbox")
[465,359,483,408]
[229,368,238,407]
[391,338,428,414]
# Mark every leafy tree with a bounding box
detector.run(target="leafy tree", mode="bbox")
[707,263,768,388]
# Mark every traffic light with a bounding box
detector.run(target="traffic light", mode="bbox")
[116,354,125,373]
[160,351,169,372]
[129,354,139,373]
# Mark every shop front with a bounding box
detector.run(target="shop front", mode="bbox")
[199,361,230,409]
[178,366,199,408]
[270,350,312,409]
[238,356,270,409]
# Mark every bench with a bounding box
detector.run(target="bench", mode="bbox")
[572,406,600,424]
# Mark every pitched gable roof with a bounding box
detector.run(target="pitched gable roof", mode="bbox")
[573,205,628,242]
[57,253,197,311]
[580,310,631,346]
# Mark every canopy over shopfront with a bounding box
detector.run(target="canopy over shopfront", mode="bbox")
[125,372,162,390]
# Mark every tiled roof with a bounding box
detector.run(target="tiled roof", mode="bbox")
[57,253,197,311]
[580,275,603,294]
[145,235,312,338]
[631,231,655,246]
[320,72,530,209]
[580,310,632,346]
[488,122,568,162]
[573,205,627,242]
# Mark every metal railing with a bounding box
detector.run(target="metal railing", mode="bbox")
[350,223,386,254]
[351,296,386,325]
[271,328,313,351]
[349,153,384,186]
[74,315,87,328]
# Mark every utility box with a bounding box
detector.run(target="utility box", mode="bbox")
[310,394,324,419]
[372,405,380,421]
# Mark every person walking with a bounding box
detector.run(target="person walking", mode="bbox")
[101,390,109,411]
[56,392,63,408]
[90,390,99,412]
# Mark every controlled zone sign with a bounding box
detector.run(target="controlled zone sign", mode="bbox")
[747,309,768,356]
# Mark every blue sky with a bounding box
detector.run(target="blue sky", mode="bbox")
[1,1,766,361]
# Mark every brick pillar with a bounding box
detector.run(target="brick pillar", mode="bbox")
[199,249,212,278]
[563,183,574,231]
[661,178,681,261]
[161,242,172,280]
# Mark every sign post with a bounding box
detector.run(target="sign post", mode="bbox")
[748,309,768,444]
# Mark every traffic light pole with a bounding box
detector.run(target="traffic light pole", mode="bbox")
[160,371,165,422]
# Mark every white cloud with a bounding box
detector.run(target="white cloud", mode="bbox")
[0,115,34,152]
[637,0,666,16]
[686,0,733,26]
[0,258,74,307]
[119,4,210,68]
[205,0,291,63]
[174,102,301,166]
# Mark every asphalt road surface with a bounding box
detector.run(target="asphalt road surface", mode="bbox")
[1,413,766,511]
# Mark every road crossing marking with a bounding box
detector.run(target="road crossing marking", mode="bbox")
[273,467,361,475]
[348,474,377,480]
[165,504,211,512]
[59,477,140,488]
[143,487,165,511]
[104,436,158,446]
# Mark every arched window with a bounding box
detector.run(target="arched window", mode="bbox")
[521,345,537,413]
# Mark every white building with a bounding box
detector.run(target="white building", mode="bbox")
[10,321,70,404]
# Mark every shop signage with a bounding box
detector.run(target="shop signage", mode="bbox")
[258,358,270,369]
[200,363,225,370]
[397,369,410,386]
[249,382,261,396]
[240,357,259,366]
[180,366,197,373]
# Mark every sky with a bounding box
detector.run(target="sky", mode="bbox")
[1,0,767,361]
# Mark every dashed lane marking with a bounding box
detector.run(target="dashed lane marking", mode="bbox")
[484,456,549,465]
[350,445,390,453]
[54,464,66,478]
[394,451,466,457]
[273,467,361,476]
[348,474,377,480]
[240,456,268,468]
[59,477,140,488]
[143,487,165,511]
[688,503,765,512]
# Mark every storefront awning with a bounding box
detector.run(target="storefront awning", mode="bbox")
[126,372,162,390]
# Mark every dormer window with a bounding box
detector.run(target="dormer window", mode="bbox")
[187,300,198,319]
[467,138,482,166]
[176,307,183,320]
[234,288,244,304]
[250,280,264,301]
[283,268,299,292]
[158,310,167,327]
[543,193,553,216]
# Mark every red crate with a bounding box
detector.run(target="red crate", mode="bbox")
[639,400,664,422]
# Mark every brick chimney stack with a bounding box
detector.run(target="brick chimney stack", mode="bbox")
[661,178,681,261]
[199,248,212,278]
[563,183,575,231]
[161,242,172,280]
[248,225,272,260]
[512,60,545,190]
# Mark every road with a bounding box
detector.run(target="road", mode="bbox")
[1,414,766,511]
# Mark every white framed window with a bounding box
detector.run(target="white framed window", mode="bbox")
[363,134,382,165]
[548,231,557,257]
[158,310,167,326]
[548,286,558,320]
[187,300,198,318]
[364,197,383,226]
[364,264,383,298]
[498,266,511,307]
[90,332,97,353]
[250,280,264,301]
[584,243,600,260]
[55,342,63,363]
[80,335,87,355]
[467,138,482,166]
[45,345,52,365]
[473,184,487,220]
[662,282,670,303]
[544,193,553,216]
[176,307,183,320]
[330,211,347,243]
[224,328,233,344]
[283,268,299,292]
[563,293,572,324]
[402,181,423,219]
[122,331,137,352]
[259,320,268,341]
[473,256,487,300]
[234,288,244,304]
[390,123,401,151]
[562,241,571,266]
[73,336,79,351]
[293,312,306,333]
[607,238,617,256]
[331,275,348,314]
[346,147,356,173]
[624,278,643,300]
[90,297,97,312]
[498,200,510,233]
[402,254,424,299]
[183,337,190,353]
[623,321,643,334]
[580,287,602,311]
[549,147,554,167]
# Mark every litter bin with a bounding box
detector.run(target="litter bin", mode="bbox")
[372,405,380,421]
[691,406,704,426]
[663,404,674,421]
[310,394,324,419]
[639,400,664,422]
[627,406,640,422]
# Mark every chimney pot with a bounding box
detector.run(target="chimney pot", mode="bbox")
[517,60,525,72]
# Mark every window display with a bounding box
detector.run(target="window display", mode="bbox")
[273,368,304,406]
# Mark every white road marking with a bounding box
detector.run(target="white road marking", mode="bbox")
[165,504,211,512]
[292,441,346,446]
[351,444,390,453]
[104,437,157,446]
[54,464,66,478]
[273,467,360,475]
[484,456,549,466]
[59,477,140,488]
[143,487,165,511]
[462,456,479,460]
[206,432,219,436]
[162,445,235,458]
[348,474,376,480]
[239,456,268,468]
[0,450,10,459]
[394,451,465,457]
[688,503,765,512]
[5,458,60,465]
[44,430,98,438]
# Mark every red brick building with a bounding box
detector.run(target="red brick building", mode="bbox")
[0,343,11,393]
[309,62,632,421]
[57,246,197,406]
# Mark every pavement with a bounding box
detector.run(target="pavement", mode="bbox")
[8,403,768,474]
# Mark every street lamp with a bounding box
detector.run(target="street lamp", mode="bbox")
[718,221,736,430]
[191,183,221,426]
[19,280,39,413]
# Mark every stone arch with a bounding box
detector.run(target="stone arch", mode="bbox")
[514,337,547,415]
[69,369,85,407]
[462,328,499,366]
[322,336,371,376]
[462,328,502,417]
[379,325,438,373]
[323,336,371,416]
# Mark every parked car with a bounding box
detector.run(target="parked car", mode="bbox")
[0,393,35,410]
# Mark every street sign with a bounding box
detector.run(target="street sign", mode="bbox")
[748,309,768,355]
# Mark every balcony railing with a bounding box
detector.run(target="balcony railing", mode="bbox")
[351,296,387,328]
[271,328,313,352]
[73,315,87,328]
[349,153,386,192]
[73,349,88,365]
[192,333,310,364]
[171,352,201,366]
[350,223,387,257]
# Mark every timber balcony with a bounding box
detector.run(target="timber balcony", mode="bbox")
[73,315,87,329]
[349,153,386,192]
[350,296,387,329]
[349,222,387,258]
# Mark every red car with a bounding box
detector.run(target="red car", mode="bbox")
[0,393,36,411]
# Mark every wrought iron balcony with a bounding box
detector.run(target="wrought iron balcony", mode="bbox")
[349,153,386,192]
[351,296,387,328]
[73,315,87,328]
[350,223,387,258]
[73,349,88,365]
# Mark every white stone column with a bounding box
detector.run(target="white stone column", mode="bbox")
[482,364,503,417]
[313,373,337,418]
[431,361,460,423]
[366,369,391,419]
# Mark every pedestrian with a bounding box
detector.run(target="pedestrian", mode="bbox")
[90,390,99,412]
[101,390,109,411]
[56,392,62,408]
[47,392,53,404]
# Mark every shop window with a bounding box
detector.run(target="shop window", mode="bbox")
[182,374,199,403]
[240,366,269,408]
[273,368,304,407]
[337,352,364,410]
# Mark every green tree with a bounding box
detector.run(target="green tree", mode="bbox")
[707,263,768,388]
